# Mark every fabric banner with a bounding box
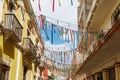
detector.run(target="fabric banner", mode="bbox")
[71,0,73,5]
[38,0,41,11]
[52,0,55,11]
[70,30,73,42]
[39,15,44,29]
[58,0,61,6]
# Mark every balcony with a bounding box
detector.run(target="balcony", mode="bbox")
[76,14,120,75]
[86,0,116,32]
[2,13,23,43]
[23,38,37,60]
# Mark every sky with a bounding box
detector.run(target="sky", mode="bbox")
[30,0,79,49]
[30,0,79,30]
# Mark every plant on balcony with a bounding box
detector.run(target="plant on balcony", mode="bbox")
[31,45,36,55]
[97,30,105,43]
[6,0,20,11]
[8,0,14,11]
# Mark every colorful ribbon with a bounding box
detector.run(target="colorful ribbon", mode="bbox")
[71,0,73,5]
[52,0,55,12]
[58,0,61,6]
[38,0,41,11]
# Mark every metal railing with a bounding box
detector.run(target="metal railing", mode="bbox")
[5,13,23,41]
[23,38,36,56]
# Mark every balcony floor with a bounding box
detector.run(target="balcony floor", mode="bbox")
[88,0,117,31]
[2,28,21,43]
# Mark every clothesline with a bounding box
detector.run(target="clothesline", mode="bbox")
[35,12,78,26]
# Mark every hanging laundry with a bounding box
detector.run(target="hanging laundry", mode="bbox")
[38,0,41,11]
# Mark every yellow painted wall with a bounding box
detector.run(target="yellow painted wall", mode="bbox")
[9,48,18,80]
[18,52,23,80]
[0,0,37,80]
[0,36,19,80]
[0,35,3,56]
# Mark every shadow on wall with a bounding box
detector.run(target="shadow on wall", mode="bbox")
[3,37,15,59]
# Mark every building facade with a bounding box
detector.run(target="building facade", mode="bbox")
[75,0,120,80]
[0,0,44,80]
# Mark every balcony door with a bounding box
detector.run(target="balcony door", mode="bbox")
[108,67,115,80]
[97,72,103,80]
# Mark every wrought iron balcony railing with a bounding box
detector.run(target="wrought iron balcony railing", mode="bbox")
[5,13,23,42]
[23,38,36,57]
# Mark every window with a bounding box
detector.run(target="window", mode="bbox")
[92,75,95,80]
[23,66,28,80]
[0,64,10,80]
[111,4,120,26]
[108,67,115,80]
[27,29,30,37]
[97,72,103,80]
